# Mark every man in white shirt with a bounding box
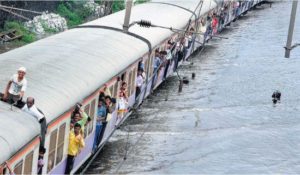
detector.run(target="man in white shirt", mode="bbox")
[136,69,144,99]
[3,67,27,104]
[22,97,47,146]
[22,97,44,122]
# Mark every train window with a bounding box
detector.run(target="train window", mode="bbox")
[47,129,57,173]
[127,71,132,96]
[88,99,96,135]
[121,73,126,82]
[56,123,66,165]
[24,151,33,174]
[113,81,118,98]
[14,160,23,175]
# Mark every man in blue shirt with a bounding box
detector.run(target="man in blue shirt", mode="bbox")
[93,100,107,152]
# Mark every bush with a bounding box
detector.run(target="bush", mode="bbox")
[4,21,36,43]
[112,0,125,13]
[56,1,94,28]
[21,33,36,43]
[134,0,149,5]
[57,3,82,27]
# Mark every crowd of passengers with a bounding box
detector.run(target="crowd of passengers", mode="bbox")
[65,69,149,174]
[0,66,146,174]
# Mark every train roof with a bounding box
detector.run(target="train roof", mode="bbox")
[0,102,40,164]
[0,0,217,124]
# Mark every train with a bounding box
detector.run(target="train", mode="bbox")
[0,0,264,174]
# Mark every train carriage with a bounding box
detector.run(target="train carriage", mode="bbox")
[0,0,263,174]
[0,102,40,175]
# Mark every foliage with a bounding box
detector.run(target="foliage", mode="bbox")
[3,21,36,43]
[112,0,125,13]
[134,0,149,5]
[57,3,82,27]
[40,21,58,33]
[56,1,93,28]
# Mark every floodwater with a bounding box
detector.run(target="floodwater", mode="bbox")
[87,2,300,174]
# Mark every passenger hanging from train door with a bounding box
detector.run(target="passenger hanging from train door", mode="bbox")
[174,41,184,71]
[115,91,128,127]
[233,1,240,18]
[153,49,162,74]
[92,99,106,153]
[102,84,111,97]
[183,35,189,58]
[37,146,46,175]
[138,61,146,79]
[212,14,219,35]
[218,7,226,31]
[71,103,89,137]
[22,97,47,147]
[1,67,27,106]
[151,50,162,90]
[65,123,85,175]
[199,18,207,44]
[98,84,111,143]
[120,82,128,101]
[188,28,194,48]
[172,42,179,72]
[97,95,114,143]
[135,68,144,100]
[161,49,170,80]
[204,14,213,42]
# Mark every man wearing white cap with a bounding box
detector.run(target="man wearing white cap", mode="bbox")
[3,67,27,104]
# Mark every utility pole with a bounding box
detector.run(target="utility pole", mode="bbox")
[284,0,298,58]
[123,0,133,32]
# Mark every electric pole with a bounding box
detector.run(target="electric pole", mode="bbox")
[123,0,133,32]
[284,0,298,58]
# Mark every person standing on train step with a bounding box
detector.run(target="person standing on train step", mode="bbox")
[101,84,111,97]
[120,82,128,100]
[93,99,107,152]
[212,14,219,35]
[2,67,27,104]
[135,69,144,99]
[153,51,161,73]
[22,97,47,146]
[37,146,46,174]
[65,123,85,174]
[116,91,128,127]
[72,104,89,136]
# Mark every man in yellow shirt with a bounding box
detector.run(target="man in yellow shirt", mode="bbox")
[65,123,85,174]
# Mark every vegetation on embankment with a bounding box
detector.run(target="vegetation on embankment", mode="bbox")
[1,0,149,46]
[56,1,93,28]
[2,21,36,43]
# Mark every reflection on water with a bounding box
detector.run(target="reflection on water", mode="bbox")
[88,2,300,174]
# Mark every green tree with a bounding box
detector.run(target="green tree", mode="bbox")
[112,0,125,13]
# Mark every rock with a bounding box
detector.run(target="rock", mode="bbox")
[24,12,68,35]
[83,1,106,17]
